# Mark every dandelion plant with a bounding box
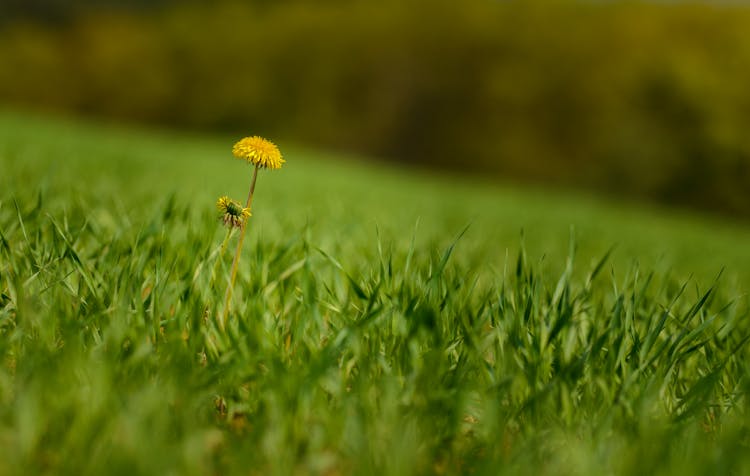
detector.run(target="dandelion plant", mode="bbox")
[220,136,284,328]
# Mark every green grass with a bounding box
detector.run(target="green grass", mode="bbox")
[1,110,749,475]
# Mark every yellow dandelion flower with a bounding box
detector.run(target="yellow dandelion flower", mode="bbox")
[232,136,284,169]
[217,196,251,229]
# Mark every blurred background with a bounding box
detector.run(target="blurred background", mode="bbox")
[2,0,749,218]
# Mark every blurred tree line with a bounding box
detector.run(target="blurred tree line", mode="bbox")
[2,0,750,217]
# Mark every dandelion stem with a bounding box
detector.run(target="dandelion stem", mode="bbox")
[209,228,233,290]
[221,164,260,329]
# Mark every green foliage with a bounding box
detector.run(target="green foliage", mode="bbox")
[1,112,750,474]
[2,2,750,216]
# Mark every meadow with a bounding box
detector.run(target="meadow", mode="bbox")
[1,110,749,475]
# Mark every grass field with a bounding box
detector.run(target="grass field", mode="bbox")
[1,110,749,475]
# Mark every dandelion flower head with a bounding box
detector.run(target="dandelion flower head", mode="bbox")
[217,196,251,229]
[232,136,284,169]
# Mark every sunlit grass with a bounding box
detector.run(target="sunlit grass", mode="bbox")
[0,111,749,475]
